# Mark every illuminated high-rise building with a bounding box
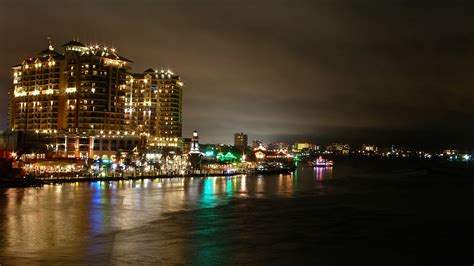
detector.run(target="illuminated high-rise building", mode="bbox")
[154,69,183,139]
[125,68,183,148]
[125,72,158,136]
[9,38,184,158]
[10,39,64,133]
[10,38,131,135]
[62,40,131,134]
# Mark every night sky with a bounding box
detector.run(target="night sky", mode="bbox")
[0,0,472,149]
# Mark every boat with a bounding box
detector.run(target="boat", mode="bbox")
[253,162,294,174]
[310,156,333,167]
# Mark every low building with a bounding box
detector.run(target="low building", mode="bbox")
[253,144,267,160]
[326,143,350,155]
[360,144,379,155]
[50,132,142,160]
[266,150,293,161]
[267,142,289,153]
[252,140,264,149]
[292,142,319,153]
[0,150,14,159]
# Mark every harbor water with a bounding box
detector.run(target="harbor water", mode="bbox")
[0,158,472,265]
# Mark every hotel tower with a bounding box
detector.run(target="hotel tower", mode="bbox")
[9,38,184,159]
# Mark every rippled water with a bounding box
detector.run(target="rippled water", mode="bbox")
[0,160,473,265]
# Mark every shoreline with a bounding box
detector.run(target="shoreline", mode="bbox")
[3,157,470,189]
[0,168,293,189]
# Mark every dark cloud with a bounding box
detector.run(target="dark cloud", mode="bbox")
[0,0,472,148]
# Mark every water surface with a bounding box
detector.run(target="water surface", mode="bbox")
[0,159,472,265]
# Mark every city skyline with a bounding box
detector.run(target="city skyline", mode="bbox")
[0,0,472,148]
[0,2,472,265]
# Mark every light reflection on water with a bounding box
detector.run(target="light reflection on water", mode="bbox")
[314,167,333,181]
[0,168,333,261]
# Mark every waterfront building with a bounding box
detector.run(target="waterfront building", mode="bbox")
[266,142,293,161]
[360,144,379,155]
[443,149,457,156]
[266,150,293,160]
[234,132,248,150]
[10,39,131,135]
[253,143,267,160]
[268,142,290,153]
[252,140,264,149]
[292,142,319,153]
[325,143,350,155]
[9,40,64,133]
[9,38,184,159]
[50,133,141,159]
[125,72,158,137]
[385,145,414,157]
[154,69,183,139]
[125,68,183,148]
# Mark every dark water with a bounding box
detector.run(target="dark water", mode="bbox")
[0,159,473,265]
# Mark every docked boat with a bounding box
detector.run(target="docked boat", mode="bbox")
[310,156,333,167]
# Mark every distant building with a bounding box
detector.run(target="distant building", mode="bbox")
[292,143,319,153]
[267,142,289,152]
[252,140,264,149]
[326,143,350,155]
[234,132,248,149]
[200,143,218,152]
[443,149,457,155]
[387,145,414,157]
[360,144,379,154]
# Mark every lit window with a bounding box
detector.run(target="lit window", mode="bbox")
[66,87,76,93]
